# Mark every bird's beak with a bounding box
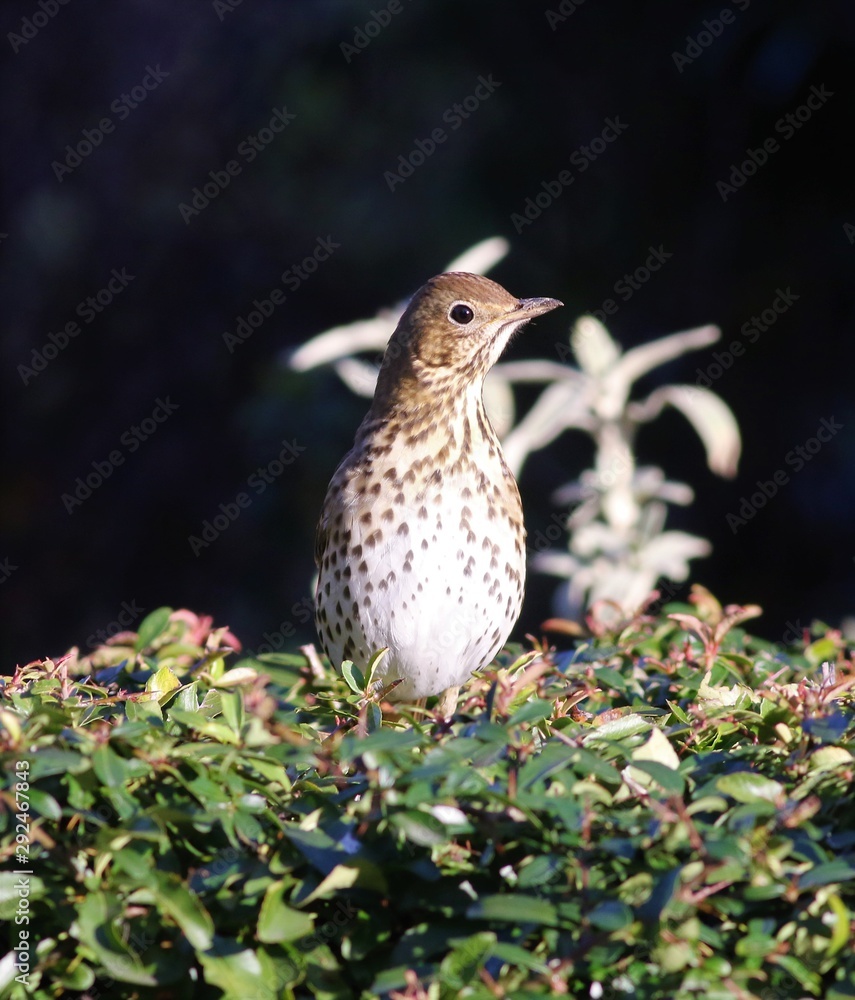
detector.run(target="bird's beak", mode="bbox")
[509,296,564,319]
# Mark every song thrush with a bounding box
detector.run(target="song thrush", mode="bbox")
[315,271,562,711]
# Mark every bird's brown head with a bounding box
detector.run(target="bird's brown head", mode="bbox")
[373,272,562,407]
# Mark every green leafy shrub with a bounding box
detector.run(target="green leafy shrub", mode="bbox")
[2,597,855,999]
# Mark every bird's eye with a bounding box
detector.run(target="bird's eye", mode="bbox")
[449,303,475,325]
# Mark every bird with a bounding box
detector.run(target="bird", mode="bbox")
[314,271,563,714]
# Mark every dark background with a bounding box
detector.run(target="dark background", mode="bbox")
[2,0,854,669]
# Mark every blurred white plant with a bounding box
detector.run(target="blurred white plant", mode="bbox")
[509,315,740,622]
[289,238,741,624]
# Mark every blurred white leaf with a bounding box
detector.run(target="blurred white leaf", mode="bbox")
[289,314,394,371]
[501,380,591,475]
[332,357,379,398]
[630,384,741,478]
[571,315,620,376]
[610,324,720,391]
[446,235,510,275]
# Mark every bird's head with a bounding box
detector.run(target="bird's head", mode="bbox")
[375,271,563,405]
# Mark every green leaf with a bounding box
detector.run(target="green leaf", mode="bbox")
[587,899,634,931]
[716,772,783,804]
[799,860,855,890]
[586,713,652,741]
[92,745,132,788]
[258,881,314,943]
[517,854,565,888]
[26,786,62,820]
[364,646,389,689]
[340,659,365,693]
[507,698,553,726]
[629,760,686,795]
[134,606,174,651]
[197,938,267,995]
[467,894,560,926]
[74,891,159,986]
[145,664,181,702]
[773,953,822,993]
[0,873,45,920]
[126,698,163,723]
[805,637,837,666]
[150,871,215,950]
[439,931,496,990]
[390,810,447,847]
[220,690,244,731]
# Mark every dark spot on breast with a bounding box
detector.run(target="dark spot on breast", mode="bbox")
[397,522,409,536]
[360,512,372,526]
